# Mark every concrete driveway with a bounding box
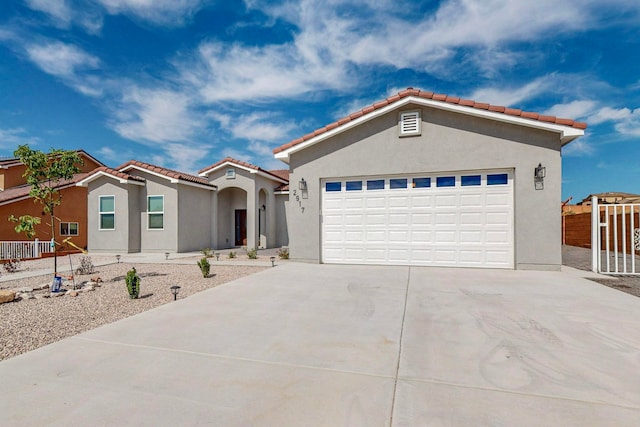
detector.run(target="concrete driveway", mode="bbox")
[1,263,640,426]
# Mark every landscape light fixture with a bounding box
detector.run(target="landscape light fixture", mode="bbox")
[165,252,170,260]
[170,285,181,301]
[270,256,276,267]
[116,254,121,263]
[215,252,220,261]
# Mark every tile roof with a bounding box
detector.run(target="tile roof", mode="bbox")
[273,88,588,154]
[0,149,105,168]
[198,157,289,183]
[81,166,146,184]
[118,160,214,187]
[0,173,89,204]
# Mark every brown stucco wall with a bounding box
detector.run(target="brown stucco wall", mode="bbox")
[0,186,89,250]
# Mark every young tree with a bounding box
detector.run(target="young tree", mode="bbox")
[13,145,83,273]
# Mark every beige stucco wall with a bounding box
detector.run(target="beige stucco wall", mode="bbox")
[177,184,214,252]
[286,103,564,270]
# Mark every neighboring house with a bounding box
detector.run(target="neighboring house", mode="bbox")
[272,87,586,270]
[0,150,104,251]
[578,192,640,206]
[77,158,290,253]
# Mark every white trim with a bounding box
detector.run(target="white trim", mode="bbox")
[76,170,145,187]
[199,161,289,184]
[274,95,585,163]
[274,190,290,195]
[119,165,216,191]
[147,195,164,230]
[98,195,116,231]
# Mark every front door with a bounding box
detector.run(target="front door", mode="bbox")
[235,209,247,246]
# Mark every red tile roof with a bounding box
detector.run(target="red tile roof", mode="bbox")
[81,166,146,184]
[198,157,289,183]
[118,160,214,187]
[273,88,588,154]
[0,150,105,168]
[0,173,89,204]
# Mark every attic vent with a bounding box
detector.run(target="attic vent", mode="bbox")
[399,110,421,137]
[226,168,236,179]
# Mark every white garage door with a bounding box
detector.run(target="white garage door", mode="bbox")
[321,170,514,268]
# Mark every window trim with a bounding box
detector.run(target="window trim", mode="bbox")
[60,222,79,236]
[99,195,116,231]
[399,110,421,137]
[147,195,165,230]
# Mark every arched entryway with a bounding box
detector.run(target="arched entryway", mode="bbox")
[217,187,247,248]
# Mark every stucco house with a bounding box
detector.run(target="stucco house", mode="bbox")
[272,88,586,270]
[78,158,289,253]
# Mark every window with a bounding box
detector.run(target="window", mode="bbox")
[325,182,341,192]
[436,176,456,187]
[413,177,431,188]
[399,110,421,136]
[487,173,509,185]
[99,196,115,230]
[461,175,481,186]
[367,179,385,190]
[346,181,362,191]
[60,222,79,236]
[390,178,408,189]
[147,195,164,229]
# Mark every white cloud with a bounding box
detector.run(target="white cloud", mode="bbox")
[26,41,100,78]
[25,0,72,24]
[588,106,633,125]
[96,0,207,26]
[112,87,203,143]
[155,142,211,173]
[544,100,597,120]
[0,128,40,150]
[24,0,103,33]
[213,112,297,142]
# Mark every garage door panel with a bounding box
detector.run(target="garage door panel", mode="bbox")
[322,170,513,268]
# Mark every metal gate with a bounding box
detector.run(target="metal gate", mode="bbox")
[591,196,640,275]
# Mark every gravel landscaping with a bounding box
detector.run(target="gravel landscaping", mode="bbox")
[0,255,267,361]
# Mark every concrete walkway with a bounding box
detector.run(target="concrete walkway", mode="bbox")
[1,263,640,425]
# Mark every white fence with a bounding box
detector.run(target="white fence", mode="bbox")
[591,196,640,275]
[0,239,54,260]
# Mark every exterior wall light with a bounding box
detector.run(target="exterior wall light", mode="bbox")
[534,163,546,190]
[299,178,307,191]
[170,285,181,301]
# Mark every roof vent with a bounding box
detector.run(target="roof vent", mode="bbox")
[399,110,421,137]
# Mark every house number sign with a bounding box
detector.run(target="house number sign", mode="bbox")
[292,189,305,213]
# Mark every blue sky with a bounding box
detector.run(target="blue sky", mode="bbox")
[0,1,639,202]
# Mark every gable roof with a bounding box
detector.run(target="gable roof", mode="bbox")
[0,173,89,206]
[118,160,216,189]
[198,157,289,184]
[273,88,587,163]
[75,166,146,187]
[0,149,105,169]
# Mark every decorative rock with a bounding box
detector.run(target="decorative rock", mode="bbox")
[18,292,35,300]
[68,291,79,297]
[0,289,16,304]
[39,284,50,290]
[17,287,33,293]
[50,291,66,297]
[81,285,95,292]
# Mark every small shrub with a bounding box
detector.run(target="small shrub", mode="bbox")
[125,267,140,299]
[247,247,258,259]
[76,256,95,275]
[277,248,289,259]
[228,251,236,259]
[201,248,213,258]
[197,257,210,278]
